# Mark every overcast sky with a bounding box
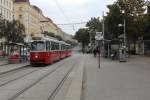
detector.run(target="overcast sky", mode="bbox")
[30,0,116,35]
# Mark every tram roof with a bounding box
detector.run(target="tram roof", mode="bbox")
[59,41,70,46]
[31,37,70,46]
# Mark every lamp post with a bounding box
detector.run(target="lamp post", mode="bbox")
[118,10,127,62]
[123,15,126,49]
[88,29,92,48]
[102,12,105,57]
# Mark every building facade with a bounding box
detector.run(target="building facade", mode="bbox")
[0,0,13,21]
[13,0,65,42]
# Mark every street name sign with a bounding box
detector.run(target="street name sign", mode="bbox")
[95,32,103,40]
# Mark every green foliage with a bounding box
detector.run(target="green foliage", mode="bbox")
[55,35,63,41]
[105,3,123,39]
[86,17,102,40]
[65,40,78,47]
[143,1,150,37]
[42,31,55,37]
[74,0,148,53]
[0,15,6,38]
[0,18,25,43]
[116,0,145,39]
[5,20,25,43]
[74,28,90,45]
[86,17,102,32]
[143,13,150,36]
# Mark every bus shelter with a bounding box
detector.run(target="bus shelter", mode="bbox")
[103,39,122,60]
[7,43,29,63]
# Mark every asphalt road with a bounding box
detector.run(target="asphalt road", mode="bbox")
[0,53,83,100]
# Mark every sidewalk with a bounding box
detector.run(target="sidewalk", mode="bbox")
[82,54,150,100]
[0,61,8,66]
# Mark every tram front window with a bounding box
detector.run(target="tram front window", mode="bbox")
[31,41,45,51]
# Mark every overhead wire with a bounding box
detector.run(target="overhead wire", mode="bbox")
[53,0,76,30]
[57,22,87,25]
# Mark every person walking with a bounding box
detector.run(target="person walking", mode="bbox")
[93,48,97,57]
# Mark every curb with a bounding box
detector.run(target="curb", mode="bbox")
[0,63,9,66]
[65,60,84,100]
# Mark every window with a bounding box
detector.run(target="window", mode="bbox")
[51,42,59,50]
[19,7,23,11]
[19,14,22,19]
[0,7,2,14]
[31,41,46,51]
[46,41,50,51]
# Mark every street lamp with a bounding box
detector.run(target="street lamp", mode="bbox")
[118,10,127,62]
[122,11,126,49]
[118,11,126,48]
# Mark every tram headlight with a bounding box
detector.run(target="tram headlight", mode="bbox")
[35,55,38,58]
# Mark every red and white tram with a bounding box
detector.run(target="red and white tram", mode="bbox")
[30,38,71,66]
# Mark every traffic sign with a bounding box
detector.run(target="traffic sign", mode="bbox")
[95,32,103,40]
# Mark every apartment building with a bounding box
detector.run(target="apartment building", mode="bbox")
[14,0,65,42]
[0,0,13,21]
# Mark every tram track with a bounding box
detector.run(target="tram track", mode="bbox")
[6,56,78,100]
[47,60,77,100]
[0,65,30,78]
[0,66,43,88]
[0,64,30,75]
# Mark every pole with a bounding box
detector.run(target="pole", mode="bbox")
[108,43,110,57]
[123,17,127,62]
[124,18,127,58]
[102,12,105,56]
[124,18,126,48]
[90,32,92,47]
[98,40,101,69]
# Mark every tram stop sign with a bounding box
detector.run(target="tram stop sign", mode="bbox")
[95,32,103,41]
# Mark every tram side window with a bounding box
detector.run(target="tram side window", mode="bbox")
[64,45,66,50]
[66,46,69,50]
[60,44,62,50]
[56,43,59,50]
[51,42,57,50]
[62,44,65,50]
[61,44,63,50]
[51,42,60,50]
[46,41,50,51]
[51,42,55,50]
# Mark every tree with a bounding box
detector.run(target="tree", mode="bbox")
[0,15,6,39]
[74,28,90,51]
[42,31,55,37]
[105,3,123,39]
[86,17,102,41]
[143,1,150,38]
[117,0,146,52]
[65,40,78,47]
[4,20,25,43]
[55,35,63,41]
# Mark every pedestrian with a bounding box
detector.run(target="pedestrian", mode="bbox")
[93,48,97,57]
